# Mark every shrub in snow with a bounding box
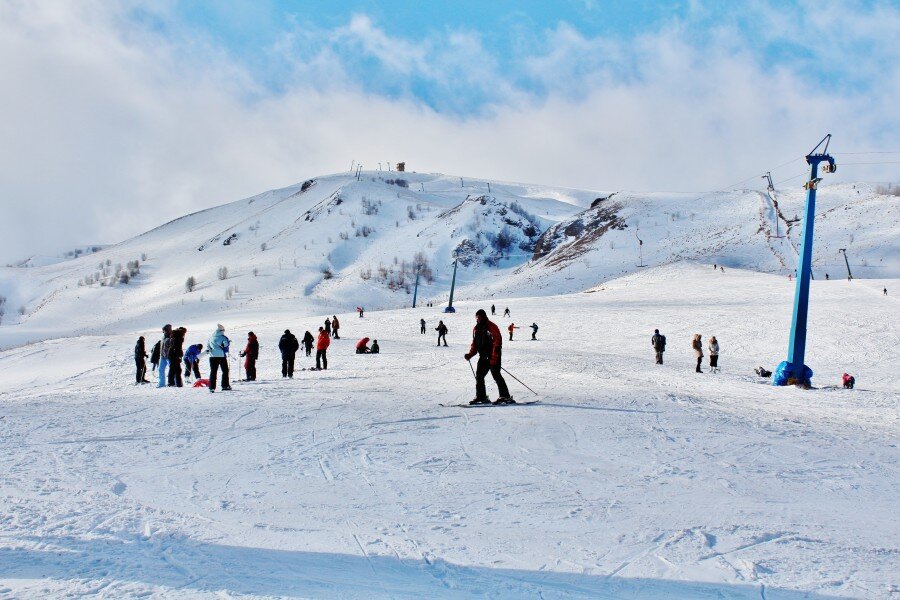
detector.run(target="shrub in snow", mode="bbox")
[185,276,197,293]
[361,197,379,215]
[260,242,267,251]
[252,267,259,277]
[321,265,333,280]
[217,266,228,280]
[339,231,349,240]
[141,253,147,261]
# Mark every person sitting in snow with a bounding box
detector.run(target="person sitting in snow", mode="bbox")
[842,373,855,389]
[356,337,371,354]
[371,340,380,354]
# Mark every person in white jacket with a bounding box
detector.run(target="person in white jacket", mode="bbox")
[708,336,720,373]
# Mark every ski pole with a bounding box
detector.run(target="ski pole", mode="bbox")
[467,358,476,378]
[500,366,538,396]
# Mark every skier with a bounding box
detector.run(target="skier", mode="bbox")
[371,340,380,354]
[491,304,496,316]
[651,329,666,364]
[134,336,149,384]
[157,324,172,388]
[150,339,161,374]
[842,372,855,389]
[207,324,232,392]
[166,327,186,387]
[503,307,510,317]
[420,318,426,334]
[356,337,371,354]
[302,330,314,357]
[713,264,717,270]
[239,332,259,381]
[720,266,725,273]
[324,318,332,335]
[692,334,704,373]
[315,326,330,370]
[357,306,364,318]
[826,273,830,280]
[464,309,513,405]
[436,320,448,346]
[278,329,299,378]
[530,323,538,340]
[708,336,720,373]
[507,323,519,341]
[884,288,888,296]
[332,315,340,339]
[183,343,203,381]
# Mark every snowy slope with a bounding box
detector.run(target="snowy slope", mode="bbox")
[0,265,897,598]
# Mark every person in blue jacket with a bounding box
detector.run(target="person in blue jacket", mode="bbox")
[183,343,203,380]
[207,324,232,393]
[157,324,172,388]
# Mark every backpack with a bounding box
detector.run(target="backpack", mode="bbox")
[150,341,160,364]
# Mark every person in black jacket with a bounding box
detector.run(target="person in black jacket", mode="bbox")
[651,329,666,364]
[134,336,149,384]
[435,321,448,346]
[150,340,161,373]
[302,330,314,357]
[166,327,186,387]
[278,329,300,378]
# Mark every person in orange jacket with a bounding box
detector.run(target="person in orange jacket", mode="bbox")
[507,323,519,341]
[315,327,331,370]
[355,337,371,354]
[464,309,512,404]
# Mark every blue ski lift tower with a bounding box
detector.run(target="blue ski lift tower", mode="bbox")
[783,134,836,385]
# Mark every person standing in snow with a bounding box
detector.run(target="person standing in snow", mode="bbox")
[207,324,232,392]
[420,318,426,334]
[332,315,340,339]
[166,327,186,387]
[157,324,172,388]
[324,318,332,336]
[464,309,512,405]
[708,336,720,373]
[315,326,330,370]
[651,329,666,364]
[436,320,448,346]
[356,337,371,353]
[491,304,496,316]
[503,307,511,317]
[302,330,314,357]
[279,329,299,378]
[183,343,203,381]
[134,336,149,384]
[240,332,259,381]
[530,323,538,340]
[357,306,364,318]
[507,323,519,341]
[885,287,888,296]
[692,334,704,373]
[371,340,380,354]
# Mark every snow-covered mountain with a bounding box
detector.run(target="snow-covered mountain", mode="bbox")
[0,171,897,347]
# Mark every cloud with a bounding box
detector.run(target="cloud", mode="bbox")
[0,0,897,263]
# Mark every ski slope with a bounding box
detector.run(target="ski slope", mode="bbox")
[0,264,897,598]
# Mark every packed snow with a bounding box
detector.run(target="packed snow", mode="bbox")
[1,262,897,598]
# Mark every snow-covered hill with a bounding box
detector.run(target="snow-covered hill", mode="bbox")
[0,171,897,347]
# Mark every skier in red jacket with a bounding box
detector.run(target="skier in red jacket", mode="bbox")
[464,309,513,404]
[315,327,331,370]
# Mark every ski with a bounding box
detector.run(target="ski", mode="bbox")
[440,401,540,408]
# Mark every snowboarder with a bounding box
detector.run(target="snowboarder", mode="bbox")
[464,309,512,405]
[371,340,380,354]
[436,320,448,346]
[207,324,232,392]
[692,334,704,373]
[332,315,340,339]
[491,304,496,316]
[134,336,149,384]
[302,330,314,357]
[530,323,538,340]
[651,329,666,364]
[166,327,186,387]
[507,323,519,341]
[420,318,426,334]
[503,307,510,317]
[279,329,299,378]
[356,337,371,354]
[315,327,330,370]
[240,332,259,381]
[324,318,332,335]
[157,324,172,388]
[708,336,720,373]
[842,372,855,389]
[183,343,203,380]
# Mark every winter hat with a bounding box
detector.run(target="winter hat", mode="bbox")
[216,324,225,331]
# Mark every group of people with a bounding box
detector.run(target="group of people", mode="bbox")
[420,317,539,346]
[650,329,720,373]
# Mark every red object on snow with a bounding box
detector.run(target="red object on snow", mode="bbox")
[356,337,370,350]
[193,378,210,388]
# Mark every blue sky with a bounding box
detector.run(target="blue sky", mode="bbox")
[0,0,898,260]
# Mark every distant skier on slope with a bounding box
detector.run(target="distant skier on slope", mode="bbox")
[507,323,519,341]
[315,327,330,370]
[356,337,371,354]
[530,323,538,340]
[692,334,704,373]
[324,318,332,336]
[332,315,340,339]
[491,304,496,316]
[183,343,203,380]
[167,327,187,387]
[134,336,149,384]
[302,330,315,357]
[464,309,513,405]
[207,324,232,392]
[357,306,364,318]
[708,336,720,373]
[436,320,448,346]
[240,332,259,381]
[503,307,511,317]
[420,318,426,334]
[279,329,299,378]
[157,324,172,388]
[651,329,666,364]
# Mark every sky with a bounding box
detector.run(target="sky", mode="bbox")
[1,0,899,263]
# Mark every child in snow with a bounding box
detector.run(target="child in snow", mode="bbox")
[842,373,855,389]
[371,340,380,354]
[183,343,203,380]
[240,332,259,381]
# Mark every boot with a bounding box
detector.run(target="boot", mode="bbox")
[494,397,516,405]
[469,397,491,405]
